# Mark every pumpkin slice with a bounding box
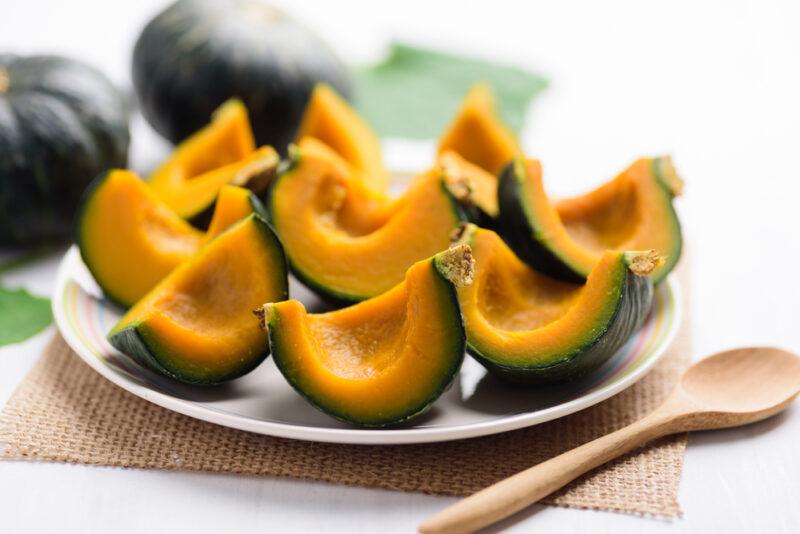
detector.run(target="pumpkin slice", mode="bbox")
[109,214,288,385]
[453,224,656,384]
[295,84,388,192]
[257,244,474,427]
[437,83,522,176]
[498,157,682,284]
[438,150,500,224]
[77,169,268,307]
[147,98,278,223]
[268,138,466,302]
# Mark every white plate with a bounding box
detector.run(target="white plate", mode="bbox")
[53,246,681,445]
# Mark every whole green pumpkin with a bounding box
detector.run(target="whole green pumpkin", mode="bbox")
[0,55,130,246]
[132,0,353,154]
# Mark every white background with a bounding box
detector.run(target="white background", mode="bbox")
[1,0,799,532]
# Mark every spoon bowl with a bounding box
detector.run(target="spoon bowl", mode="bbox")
[675,347,800,427]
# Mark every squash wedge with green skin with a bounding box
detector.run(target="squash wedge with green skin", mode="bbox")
[452,224,656,384]
[109,214,288,385]
[498,157,683,284]
[148,98,279,224]
[268,138,466,303]
[76,169,269,307]
[256,245,474,427]
[295,84,389,192]
[436,84,522,222]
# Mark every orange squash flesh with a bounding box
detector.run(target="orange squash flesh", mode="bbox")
[293,137,395,235]
[79,170,202,307]
[438,150,500,219]
[150,99,255,187]
[203,185,267,242]
[295,84,389,192]
[269,140,464,302]
[437,83,522,176]
[455,225,655,382]
[499,157,682,283]
[109,215,288,385]
[263,249,468,426]
[152,146,278,220]
[556,157,682,261]
[77,170,267,307]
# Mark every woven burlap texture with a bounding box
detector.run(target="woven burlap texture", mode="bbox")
[0,273,690,517]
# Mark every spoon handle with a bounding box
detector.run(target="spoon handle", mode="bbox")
[419,410,679,534]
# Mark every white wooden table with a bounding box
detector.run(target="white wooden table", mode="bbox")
[1,1,799,532]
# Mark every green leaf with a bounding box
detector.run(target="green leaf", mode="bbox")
[0,287,52,346]
[354,42,547,138]
[0,247,53,346]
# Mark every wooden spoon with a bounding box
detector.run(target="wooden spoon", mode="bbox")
[419,347,800,534]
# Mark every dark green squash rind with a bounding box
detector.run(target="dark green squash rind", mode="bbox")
[246,190,271,224]
[496,160,586,283]
[107,215,289,385]
[466,256,654,384]
[108,322,271,386]
[267,259,466,427]
[649,157,683,285]
[451,197,498,231]
[473,210,500,232]
[266,150,468,304]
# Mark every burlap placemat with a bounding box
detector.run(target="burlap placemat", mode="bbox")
[0,263,691,517]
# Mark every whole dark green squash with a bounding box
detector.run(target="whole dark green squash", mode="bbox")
[132,0,352,154]
[0,55,129,246]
